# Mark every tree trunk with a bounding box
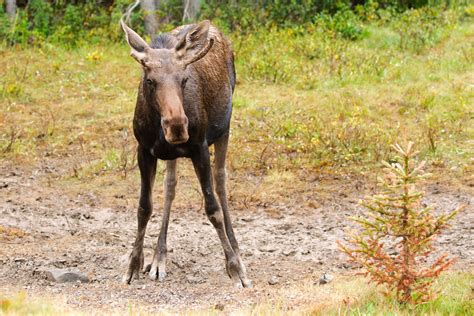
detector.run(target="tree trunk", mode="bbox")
[5,0,17,20]
[141,0,158,36]
[183,0,201,22]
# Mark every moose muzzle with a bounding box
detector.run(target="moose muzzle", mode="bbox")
[156,87,189,145]
[161,116,189,144]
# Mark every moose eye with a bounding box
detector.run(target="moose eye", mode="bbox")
[181,77,188,88]
[146,78,154,86]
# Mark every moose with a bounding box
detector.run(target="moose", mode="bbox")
[120,19,252,288]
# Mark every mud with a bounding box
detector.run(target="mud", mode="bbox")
[0,160,472,313]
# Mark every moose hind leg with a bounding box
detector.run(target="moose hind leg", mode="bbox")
[213,133,251,285]
[123,145,157,284]
[213,133,241,255]
[192,144,251,288]
[149,159,177,281]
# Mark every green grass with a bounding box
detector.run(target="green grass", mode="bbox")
[1,272,472,315]
[319,272,474,316]
[1,10,472,183]
[229,17,473,173]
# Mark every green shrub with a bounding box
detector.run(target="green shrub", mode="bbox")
[0,0,468,47]
[49,4,84,46]
[394,6,459,53]
[109,0,145,41]
[315,7,365,40]
[0,9,30,45]
[29,0,53,37]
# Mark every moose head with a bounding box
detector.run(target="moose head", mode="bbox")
[121,20,214,144]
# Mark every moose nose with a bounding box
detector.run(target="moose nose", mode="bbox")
[162,116,189,144]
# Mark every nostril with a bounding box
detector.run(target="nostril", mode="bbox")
[161,117,171,127]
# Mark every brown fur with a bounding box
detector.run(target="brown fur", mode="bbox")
[120,20,251,288]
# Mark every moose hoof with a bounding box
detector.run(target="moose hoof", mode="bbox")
[122,250,144,284]
[228,272,253,289]
[242,278,253,288]
[226,258,252,289]
[233,277,253,289]
[122,269,138,285]
[122,268,141,284]
[232,276,253,289]
[158,271,167,282]
[148,265,167,282]
[148,269,157,280]
[143,263,152,273]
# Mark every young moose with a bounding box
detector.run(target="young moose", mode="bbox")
[120,20,251,288]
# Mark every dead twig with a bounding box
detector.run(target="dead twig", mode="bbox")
[3,125,19,152]
[63,212,75,236]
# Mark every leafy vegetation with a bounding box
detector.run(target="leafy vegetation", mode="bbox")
[0,0,142,46]
[1,5,472,179]
[1,1,471,45]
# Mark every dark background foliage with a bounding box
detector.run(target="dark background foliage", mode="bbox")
[0,0,466,45]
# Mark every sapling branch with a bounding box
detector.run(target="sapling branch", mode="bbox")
[338,142,461,304]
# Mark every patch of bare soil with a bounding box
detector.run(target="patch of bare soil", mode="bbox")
[0,160,472,313]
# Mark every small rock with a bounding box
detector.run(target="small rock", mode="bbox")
[14,258,26,262]
[268,276,279,285]
[319,272,333,285]
[300,249,310,255]
[172,259,185,269]
[278,223,292,231]
[186,275,204,284]
[259,247,277,253]
[44,269,89,283]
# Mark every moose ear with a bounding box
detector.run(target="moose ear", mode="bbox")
[175,20,214,66]
[120,20,149,65]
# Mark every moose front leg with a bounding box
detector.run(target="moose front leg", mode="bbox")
[149,159,177,281]
[122,145,157,284]
[192,144,251,288]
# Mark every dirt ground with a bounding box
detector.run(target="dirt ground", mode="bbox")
[0,158,472,314]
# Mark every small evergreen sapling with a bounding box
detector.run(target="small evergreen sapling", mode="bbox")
[338,142,463,304]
